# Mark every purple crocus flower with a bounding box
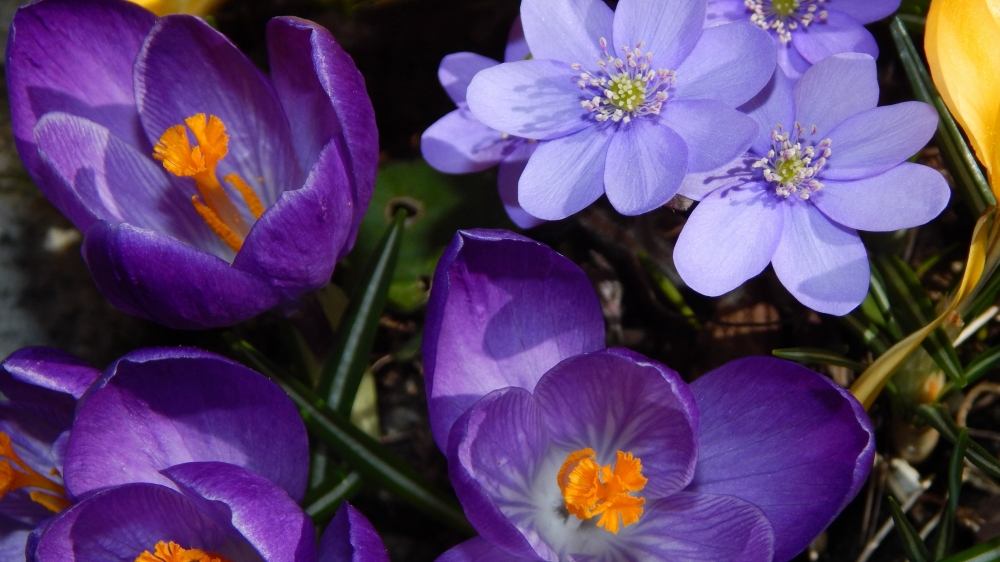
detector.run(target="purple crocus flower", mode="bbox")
[465,0,776,220]
[705,0,900,80]
[0,348,100,560]
[674,54,949,315]
[6,0,377,329]
[421,18,544,229]
[22,346,389,561]
[32,474,387,562]
[424,229,874,562]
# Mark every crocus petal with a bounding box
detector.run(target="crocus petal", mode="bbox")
[267,16,378,254]
[671,23,776,108]
[688,357,874,562]
[518,125,613,220]
[533,348,699,498]
[831,1,901,24]
[822,102,939,180]
[0,524,33,562]
[813,164,950,232]
[793,53,878,137]
[34,112,228,257]
[1,347,99,400]
[604,120,688,215]
[163,462,315,562]
[423,229,604,450]
[6,0,155,219]
[505,17,531,62]
[771,202,869,315]
[421,110,514,174]
[790,11,879,64]
[611,493,774,562]
[739,70,795,156]
[674,183,783,296]
[437,538,530,562]
[926,0,1000,178]
[612,0,705,69]
[64,347,309,501]
[467,60,589,141]
[135,15,301,207]
[34,484,256,561]
[233,141,355,299]
[80,221,282,329]
[520,0,614,63]
[437,53,500,107]
[318,503,390,562]
[497,142,546,229]
[447,388,551,560]
[659,100,758,173]
[677,153,759,201]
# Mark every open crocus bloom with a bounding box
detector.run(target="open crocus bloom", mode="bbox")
[421,18,544,229]
[22,347,383,562]
[424,230,874,562]
[465,0,776,220]
[6,0,377,329]
[59,347,310,503]
[0,349,100,559]
[674,54,949,315]
[33,475,386,562]
[705,0,900,80]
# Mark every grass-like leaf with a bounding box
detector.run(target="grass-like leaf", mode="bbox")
[918,405,1000,479]
[889,17,994,215]
[772,347,867,372]
[319,209,407,416]
[934,427,968,558]
[888,496,932,562]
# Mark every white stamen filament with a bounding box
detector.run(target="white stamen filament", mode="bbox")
[744,0,829,43]
[574,38,676,124]
[753,122,831,199]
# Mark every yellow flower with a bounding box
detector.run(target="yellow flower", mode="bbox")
[925,0,1000,184]
[128,0,226,16]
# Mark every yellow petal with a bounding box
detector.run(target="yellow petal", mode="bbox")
[926,0,1000,181]
[850,208,994,410]
[128,0,226,16]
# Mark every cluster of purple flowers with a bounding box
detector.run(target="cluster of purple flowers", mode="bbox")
[422,0,949,316]
[0,0,911,560]
[0,347,388,562]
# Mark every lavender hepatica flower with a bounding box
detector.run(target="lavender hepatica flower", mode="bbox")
[424,229,875,562]
[705,0,900,80]
[465,0,777,220]
[0,348,100,560]
[421,18,544,229]
[6,0,377,329]
[674,54,950,315]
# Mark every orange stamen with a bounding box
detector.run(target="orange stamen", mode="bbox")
[0,432,70,513]
[225,174,264,219]
[557,448,647,534]
[153,113,266,252]
[135,541,233,562]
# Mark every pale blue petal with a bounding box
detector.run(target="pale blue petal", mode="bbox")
[440,52,499,107]
[612,0,705,68]
[520,0,614,63]
[660,99,757,173]
[671,23,776,107]
[793,53,878,136]
[604,120,688,215]
[518,125,613,220]
[771,202,869,315]
[822,102,939,180]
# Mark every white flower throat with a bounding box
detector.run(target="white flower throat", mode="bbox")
[574,38,676,124]
[746,0,829,43]
[753,122,832,199]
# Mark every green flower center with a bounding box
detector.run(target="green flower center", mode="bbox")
[608,74,647,112]
[775,155,806,185]
[771,0,798,16]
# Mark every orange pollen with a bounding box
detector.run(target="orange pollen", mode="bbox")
[152,113,265,252]
[135,541,233,562]
[0,432,70,513]
[557,448,647,534]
